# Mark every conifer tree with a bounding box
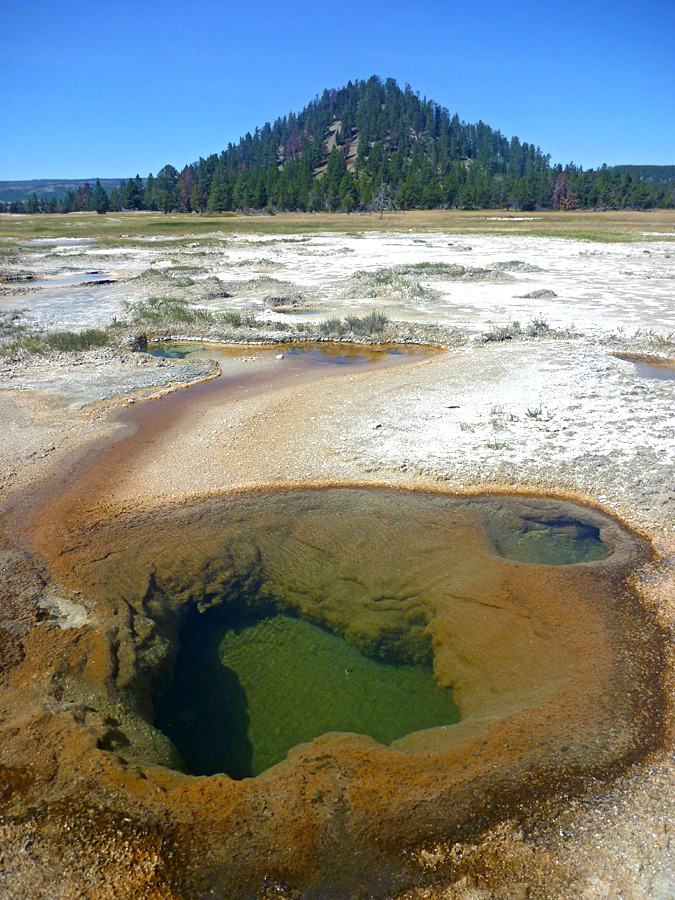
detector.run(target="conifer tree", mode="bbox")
[92,178,109,214]
[124,176,144,209]
[144,174,156,210]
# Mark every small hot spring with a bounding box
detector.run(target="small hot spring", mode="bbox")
[40,271,114,286]
[133,489,616,782]
[32,486,664,898]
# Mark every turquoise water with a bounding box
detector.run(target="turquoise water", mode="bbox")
[156,609,459,779]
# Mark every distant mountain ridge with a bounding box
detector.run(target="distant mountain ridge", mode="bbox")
[3,76,674,212]
[609,166,675,185]
[0,179,123,203]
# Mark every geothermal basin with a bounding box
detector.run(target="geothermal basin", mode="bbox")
[1,214,674,898]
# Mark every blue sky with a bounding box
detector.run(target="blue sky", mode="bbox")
[2,0,673,179]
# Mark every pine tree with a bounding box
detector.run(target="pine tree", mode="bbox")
[144,174,157,210]
[124,175,144,210]
[339,171,358,211]
[92,178,109,214]
[14,76,675,217]
[207,162,232,211]
[156,165,179,212]
[178,166,194,212]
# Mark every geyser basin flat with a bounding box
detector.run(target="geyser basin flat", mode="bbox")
[3,487,665,898]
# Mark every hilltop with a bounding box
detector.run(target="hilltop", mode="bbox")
[3,76,674,214]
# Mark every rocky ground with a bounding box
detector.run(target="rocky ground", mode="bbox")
[0,212,674,899]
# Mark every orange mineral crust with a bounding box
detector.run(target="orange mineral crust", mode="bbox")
[0,485,665,899]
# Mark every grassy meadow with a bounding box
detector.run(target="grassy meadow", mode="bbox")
[0,208,674,245]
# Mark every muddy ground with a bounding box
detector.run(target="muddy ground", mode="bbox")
[0,211,674,899]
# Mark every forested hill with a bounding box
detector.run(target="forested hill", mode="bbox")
[189,75,555,213]
[610,165,675,185]
[5,76,675,214]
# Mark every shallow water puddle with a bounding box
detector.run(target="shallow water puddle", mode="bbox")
[634,362,675,381]
[147,339,431,370]
[39,272,113,285]
[613,352,675,382]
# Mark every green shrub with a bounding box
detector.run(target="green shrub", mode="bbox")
[319,317,346,336]
[483,322,521,342]
[526,317,550,337]
[318,311,389,338]
[45,328,109,352]
[1,327,110,356]
[345,311,389,335]
[126,297,214,326]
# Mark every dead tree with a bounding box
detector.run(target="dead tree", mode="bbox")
[370,182,396,219]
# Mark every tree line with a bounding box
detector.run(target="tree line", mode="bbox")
[3,77,674,215]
